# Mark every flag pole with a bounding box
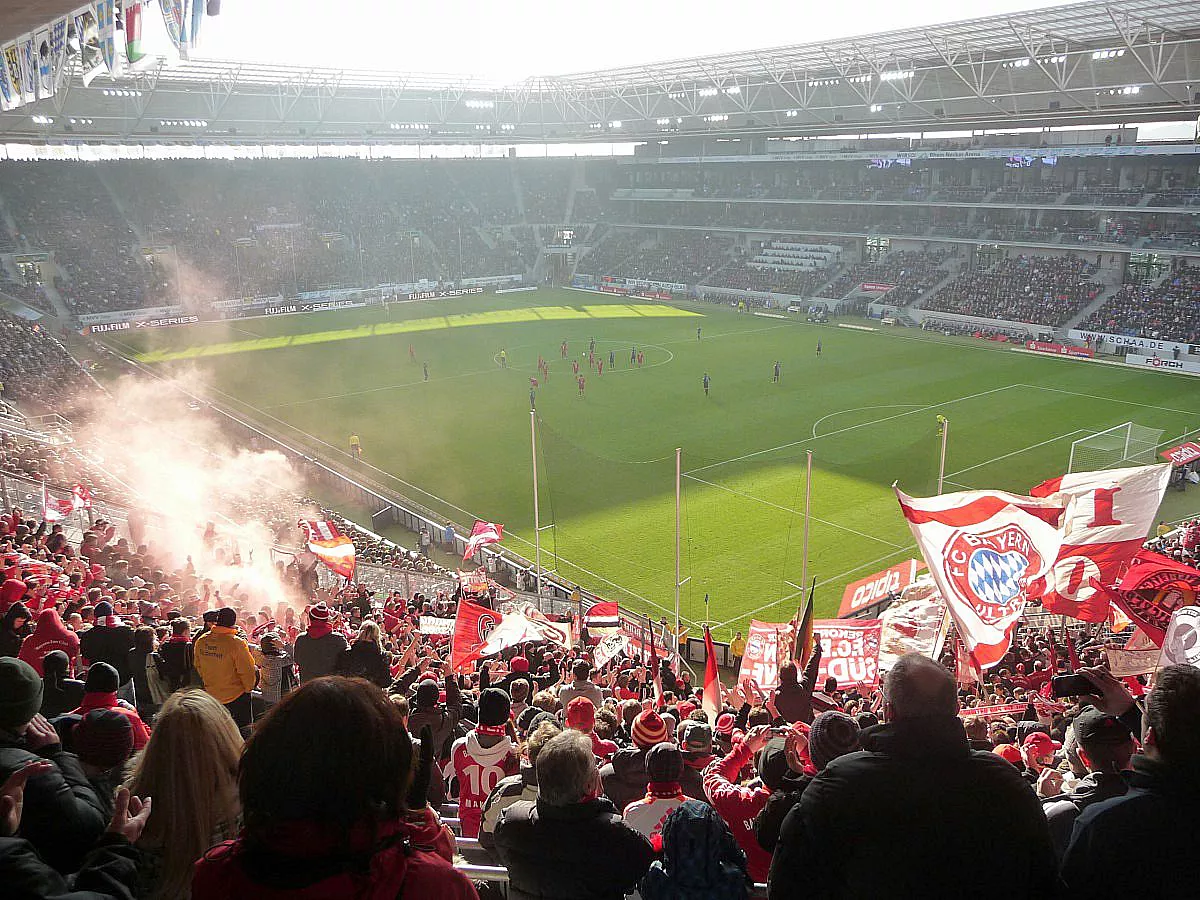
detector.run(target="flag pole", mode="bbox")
[674,447,682,671]
[800,449,812,596]
[937,415,949,495]
[530,407,541,598]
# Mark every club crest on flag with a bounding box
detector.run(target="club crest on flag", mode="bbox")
[475,610,500,642]
[945,524,1044,622]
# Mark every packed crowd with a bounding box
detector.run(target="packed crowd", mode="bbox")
[922,254,1101,326]
[1078,265,1200,344]
[824,248,955,305]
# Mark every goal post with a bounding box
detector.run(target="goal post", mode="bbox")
[1068,422,1165,473]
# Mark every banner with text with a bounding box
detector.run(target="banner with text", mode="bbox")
[813,619,883,690]
[838,559,923,618]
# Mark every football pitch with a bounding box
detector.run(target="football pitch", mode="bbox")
[106,290,1200,637]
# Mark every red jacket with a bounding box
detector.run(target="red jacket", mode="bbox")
[72,691,151,750]
[0,578,26,615]
[192,814,476,900]
[702,737,773,883]
[18,608,79,675]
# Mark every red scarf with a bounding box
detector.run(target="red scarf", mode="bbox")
[476,723,506,737]
[645,781,684,800]
[305,620,332,640]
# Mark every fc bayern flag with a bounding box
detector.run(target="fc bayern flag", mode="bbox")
[896,486,1065,672]
[462,520,503,562]
[1026,464,1171,623]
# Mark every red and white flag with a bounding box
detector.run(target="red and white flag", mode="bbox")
[896,486,1065,672]
[462,520,503,562]
[1027,464,1171,623]
[42,481,75,522]
[585,600,619,629]
[450,597,571,672]
[702,626,722,722]
[72,484,94,510]
[298,519,356,579]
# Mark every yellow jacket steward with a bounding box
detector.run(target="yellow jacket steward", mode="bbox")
[194,625,258,703]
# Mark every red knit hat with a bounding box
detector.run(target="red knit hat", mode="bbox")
[510,655,530,673]
[632,709,670,749]
[676,701,697,720]
[565,696,596,732]
[715,713,735,736]
[309,603,330,622]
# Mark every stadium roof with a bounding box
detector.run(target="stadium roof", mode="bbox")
[1,0,1198,145]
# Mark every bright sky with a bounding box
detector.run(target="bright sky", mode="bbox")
[178,0,1084,81]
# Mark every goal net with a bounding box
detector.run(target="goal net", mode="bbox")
[1068,422,1164,473]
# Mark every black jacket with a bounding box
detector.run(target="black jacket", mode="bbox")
[1061,756,1199,899]
[78,625,135,685]
[773,643,822,725]
[0,833,142,900]
[156,638,194,692]
[334,639,390,687]
[494,797,655,900]
[1042,770,1133,860]
[40,675,85,719]
[754,771,814,853]
[599,746,649,813]
[768,716,1056,899]
[0,730,108,873]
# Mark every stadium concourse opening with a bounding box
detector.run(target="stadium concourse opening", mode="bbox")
[1,0,1200,897]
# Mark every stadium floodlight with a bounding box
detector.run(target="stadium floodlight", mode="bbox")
[880,70,914,82]
[697,87,718,97]
[785,109,799,117]
[465,99,494,109]
[724,86,740,95]
[31,115,53,125]
[869,104,883,113]
[608,120,622,128]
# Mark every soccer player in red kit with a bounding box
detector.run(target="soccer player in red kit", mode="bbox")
[578,375,586,397]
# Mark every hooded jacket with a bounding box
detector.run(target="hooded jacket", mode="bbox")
[0,577,26,615]
[39,651,85,719]
[0,601,32,658]
[451,730,519,839]
[768,717,1056,899]
[640,800,751,900]
[194,625,257,704]
[18,609,79,675]
[701,737,773,884]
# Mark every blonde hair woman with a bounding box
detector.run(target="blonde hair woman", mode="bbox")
[123,690,242,900]
[334,618,392,687]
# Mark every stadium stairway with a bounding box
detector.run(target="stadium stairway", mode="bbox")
[905,267,961,310]
[563,159,586,223]
[1062,279,1124,331]
[511,159,528,222]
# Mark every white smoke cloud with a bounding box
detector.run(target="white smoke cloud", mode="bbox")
[74,369,314,614]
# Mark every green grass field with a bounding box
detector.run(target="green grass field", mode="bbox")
[105,290,1200,637]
